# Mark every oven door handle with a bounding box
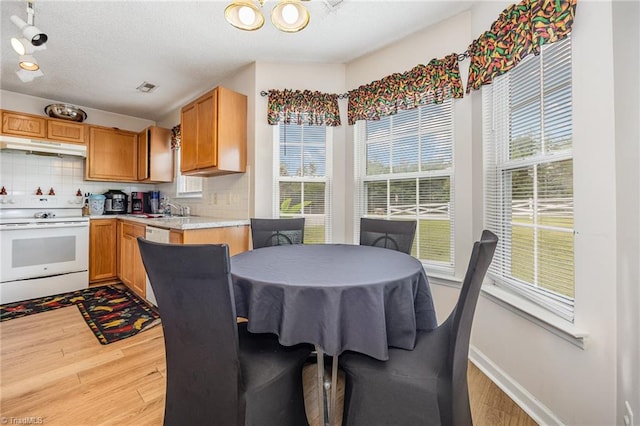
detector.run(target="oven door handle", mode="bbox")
[0,223,89,230]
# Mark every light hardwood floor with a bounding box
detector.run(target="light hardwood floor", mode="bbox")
[0,306,537,425]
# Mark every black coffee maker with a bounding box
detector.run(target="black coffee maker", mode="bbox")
[103,189,128,215]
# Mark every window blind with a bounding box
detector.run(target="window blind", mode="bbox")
[355,101,454,272]
[274,123,332,243]
[483,36,574,321]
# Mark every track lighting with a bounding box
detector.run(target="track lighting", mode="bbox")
[225,0,309,33]
[10,15,47,47]
[9,1,47,82]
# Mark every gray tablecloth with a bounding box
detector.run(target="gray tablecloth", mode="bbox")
[231,244,437,361]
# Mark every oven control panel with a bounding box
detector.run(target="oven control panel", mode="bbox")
[0,195,83,209]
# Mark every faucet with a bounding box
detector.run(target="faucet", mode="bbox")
[165,202,190,217]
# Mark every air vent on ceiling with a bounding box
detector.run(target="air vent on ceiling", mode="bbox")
[136,81,157,93]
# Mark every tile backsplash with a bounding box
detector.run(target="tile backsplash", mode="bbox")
[0,151,156,200]
[1,150,250,218]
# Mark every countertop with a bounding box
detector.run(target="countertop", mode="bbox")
[89,214,250,230]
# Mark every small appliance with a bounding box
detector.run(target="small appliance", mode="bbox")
[143,191,160,214]
[131,191,145,215]
[103,189,127,215]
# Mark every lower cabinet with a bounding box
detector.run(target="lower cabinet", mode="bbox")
[118,221,146,298]
[169,225,249,256]
[89,219,118,283]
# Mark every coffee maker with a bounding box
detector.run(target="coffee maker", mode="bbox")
[103,189,128,215]
[131,192,145,214]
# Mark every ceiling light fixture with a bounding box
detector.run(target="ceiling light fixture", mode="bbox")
[225,0,309,33]
[10,2,48,47]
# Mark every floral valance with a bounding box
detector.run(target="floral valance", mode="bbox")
[267,89,341,127]
[466,0,577,93]
[347,53,463,125]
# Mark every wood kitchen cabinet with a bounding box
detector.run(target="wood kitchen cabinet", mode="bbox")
[138,126,173,182]
[47,119,86,144]
[180,86,247,176]
[1,110,46,139]
[118,221,146,298]
[89,219,118,283]
[169,225,249,256]
[86,126,138,182]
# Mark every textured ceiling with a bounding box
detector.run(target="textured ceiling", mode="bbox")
[0,0,472,121]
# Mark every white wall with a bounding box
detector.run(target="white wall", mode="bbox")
[612,0,640,422]
[344,1,622,424]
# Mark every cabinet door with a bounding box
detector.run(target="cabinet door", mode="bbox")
[180,103,198,173]
[119,222,146,297]
[217,86,247,172]
[47,120,86,144]
[87,127,138,181]
[195,91,217,169]
[148,126,173,182]
[89,219,118,282]
[1,111,46,138]
[179,225,249,256]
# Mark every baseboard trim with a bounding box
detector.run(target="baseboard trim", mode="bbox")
[469,346,564,426]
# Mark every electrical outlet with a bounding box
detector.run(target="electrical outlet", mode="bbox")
[624,401,634,426]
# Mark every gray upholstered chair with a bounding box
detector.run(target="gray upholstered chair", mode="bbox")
[250,217,305,249]
[137,238,312,426]
[340,230,498,426]
[359,217,417,254]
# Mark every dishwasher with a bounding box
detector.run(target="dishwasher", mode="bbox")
[144,226,170,306]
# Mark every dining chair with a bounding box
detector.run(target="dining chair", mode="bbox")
[137,238,313,426]
[250,217,305,249]
[340,230,498,426]
[359,217,417,254]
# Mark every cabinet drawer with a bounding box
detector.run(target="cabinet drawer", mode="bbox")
[47,120,86,144]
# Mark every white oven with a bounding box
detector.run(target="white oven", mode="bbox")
[0,195,89,304]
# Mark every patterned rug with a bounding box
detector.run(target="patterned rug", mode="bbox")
[0,285,161,345]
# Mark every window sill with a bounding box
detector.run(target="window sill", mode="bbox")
[427,275,588,349]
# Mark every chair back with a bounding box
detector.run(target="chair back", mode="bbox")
[250,217,305,249]
[359,218,417,254]
[443,230,498,425]
[137,238,242,425]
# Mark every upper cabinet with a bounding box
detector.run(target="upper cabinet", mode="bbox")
[47,120,86,144]
[2,110,47,139]
[180,86,247,176]
[86,126,138,182]
[138,126,174,183]
[1,109,86,144]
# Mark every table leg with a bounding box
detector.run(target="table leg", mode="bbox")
[315,345,329,426]
[330,355,338,425]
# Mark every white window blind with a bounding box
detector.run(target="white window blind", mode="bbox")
[483,36,574,321]
[355,101,454,272]
[274,123,332,243]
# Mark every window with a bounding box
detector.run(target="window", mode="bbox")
[483,37,574,320]
[355,101,454,272]
[175,150,203,197]
[274,123,332,243]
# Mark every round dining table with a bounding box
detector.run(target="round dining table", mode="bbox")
[231,243,438,425]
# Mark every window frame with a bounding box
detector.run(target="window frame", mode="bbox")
[174,149,203,199]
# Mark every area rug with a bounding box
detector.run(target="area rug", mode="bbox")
[0,285,161,345]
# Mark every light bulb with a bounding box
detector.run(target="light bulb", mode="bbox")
[238,6,255,25]
[281,4,299,24]
[11,37,27,55]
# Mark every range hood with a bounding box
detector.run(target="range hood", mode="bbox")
[0,135,87,157]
